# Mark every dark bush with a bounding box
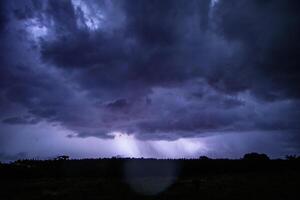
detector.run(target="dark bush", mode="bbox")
[243,152,270,161]
[199,156,211,160]
[285,155,297,160]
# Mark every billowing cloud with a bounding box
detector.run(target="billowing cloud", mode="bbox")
[0,0,300,159]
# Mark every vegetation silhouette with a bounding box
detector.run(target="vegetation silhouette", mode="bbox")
[285,154,298,160]
[242,152,270,160]
[0,152,299,200]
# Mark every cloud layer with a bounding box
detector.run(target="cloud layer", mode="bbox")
[1,0,300,158]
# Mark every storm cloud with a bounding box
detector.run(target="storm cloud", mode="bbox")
[1,0,300,159]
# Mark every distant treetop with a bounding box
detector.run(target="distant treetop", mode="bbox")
[243,152,270,160]
[199,156,211,160]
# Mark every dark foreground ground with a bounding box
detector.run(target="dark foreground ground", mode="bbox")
[0,157,300,200]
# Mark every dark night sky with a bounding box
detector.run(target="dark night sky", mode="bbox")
[1,0,300,161]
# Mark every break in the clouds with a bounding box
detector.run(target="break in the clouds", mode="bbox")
[1,0,300,160]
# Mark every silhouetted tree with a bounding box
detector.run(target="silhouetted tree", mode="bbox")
[199,156,211,160]
[285,155,297,160]
[243,152,270,161]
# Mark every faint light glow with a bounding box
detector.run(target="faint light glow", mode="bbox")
[211,0,220,8]
[152,138,208,158]
[109,132,141,157]
[1,120,209,161]
[209,0,220,20]
[178,138,208,154]
[71,0,104,30]
[25,18,48,40]
[107,132,208,159]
